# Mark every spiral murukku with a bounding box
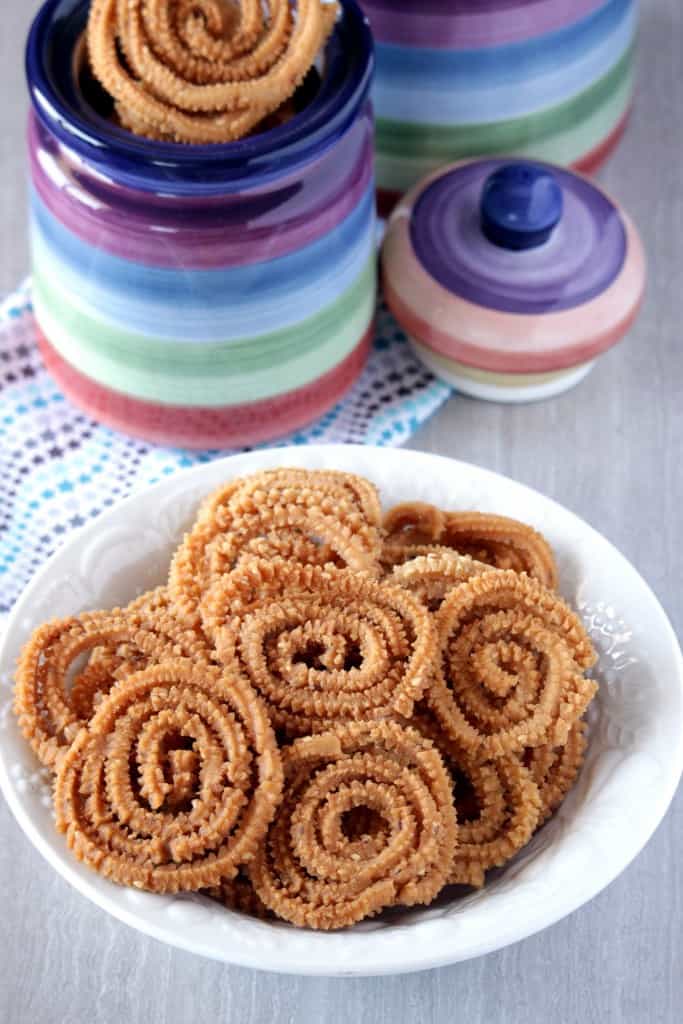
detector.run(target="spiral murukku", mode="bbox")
[389,551,494,610]
[429,570,597,761]
[414,711,541,887]
[208,872,272,919]
[86,1,338,144]
[201,558,437,735]
[54,659,283,892]
[383,503,558,589]
[13,466,600,927]
[169,470,382,627]
[524,720,588,823]
[14,611,194,769]
[248,722,458,928]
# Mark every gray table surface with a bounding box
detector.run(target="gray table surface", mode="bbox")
[1,3,681,1022]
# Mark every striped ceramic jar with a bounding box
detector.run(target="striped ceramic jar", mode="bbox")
[362,0,638,214]
[381,159,646,403]
[26,0,376,449]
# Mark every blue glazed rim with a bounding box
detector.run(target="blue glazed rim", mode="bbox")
[26,0,374,195]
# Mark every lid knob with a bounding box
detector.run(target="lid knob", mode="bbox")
[480,163,563,251]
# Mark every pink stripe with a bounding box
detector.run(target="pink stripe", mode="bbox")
[362,0,608,50]
[38,326,372,450]
[29,111,374,269]
[382,210,645,373]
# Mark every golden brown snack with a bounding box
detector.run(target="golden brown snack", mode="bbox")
[208,872,273,919]
[524,720,588,823]
[169,470,382,627]
[202,558,437,736]
[414,711,541,887]
[429,570,597,762]
[11,467,600,928]
[87,0,338,143]
[248,722,458,929]
[54,659,283,893]
[389,551,494,610]
[13,610,208,769]
[383,503,558,589]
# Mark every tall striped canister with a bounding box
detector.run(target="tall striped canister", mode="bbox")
[362,0,637,214]
[26,0,376,449]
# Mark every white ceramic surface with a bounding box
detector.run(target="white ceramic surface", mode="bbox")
[0,445,681,977]
[411,340,596,403]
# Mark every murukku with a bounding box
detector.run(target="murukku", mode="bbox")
[389,551,494,610]
[524,720,588,824]
[383,503,558,589]
[429,570,597,762]
[414,710,541,887]
[14,611,193,769]
[248,722,458,928]
[169,471,382,627]
[87,1,338,143]
[208,872,272,920]
[12,466,601,927]
[201,558,437,736]
[54,659,283,893]
[207,469,382,530]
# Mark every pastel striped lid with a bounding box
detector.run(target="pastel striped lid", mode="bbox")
[382,158,645,374]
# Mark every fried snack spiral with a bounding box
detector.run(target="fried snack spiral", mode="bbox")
[524,720,587,823]
[414,711,541,887]
[429,571,597,761]
[14,611,206,769]
[202,558,437,735]
[208,871,272,919]
[54,659,283,892]
[383,503,558,589]
[87,1,338,143]
[389,551,494,610]
[170,472,382,627]
[248,722,458,928]
[204,469,382,530]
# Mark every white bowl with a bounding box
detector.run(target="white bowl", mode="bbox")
[0,445,681,976]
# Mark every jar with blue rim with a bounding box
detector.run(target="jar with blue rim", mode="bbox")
[26,0,375,449]
[361,0,638,214]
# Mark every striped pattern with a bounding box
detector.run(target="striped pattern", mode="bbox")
[381,159,646,403]
[29,112,377,446]
[365,0,638,203]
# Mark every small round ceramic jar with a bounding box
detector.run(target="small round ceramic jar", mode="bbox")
[27,0,375,449]
[381,159,645,402]
[362,0,638,214]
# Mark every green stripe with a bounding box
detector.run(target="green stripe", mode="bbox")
[376,59,633,194]
[32,259,375,371]
[376,45,634,159]
[34,263,376,407]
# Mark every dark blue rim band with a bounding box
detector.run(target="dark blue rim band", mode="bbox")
[26,0,374,195]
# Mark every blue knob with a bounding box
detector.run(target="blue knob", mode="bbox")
[480,163,563,251]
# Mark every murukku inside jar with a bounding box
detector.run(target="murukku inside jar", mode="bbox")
[27,0,376,449]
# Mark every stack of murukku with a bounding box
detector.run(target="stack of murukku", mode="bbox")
[13,468,597,929]
[86,0,339,144]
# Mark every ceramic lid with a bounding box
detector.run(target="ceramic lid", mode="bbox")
[381,158,646,374]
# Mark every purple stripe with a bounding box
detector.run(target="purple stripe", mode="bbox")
[410,160,627,315]
[361,0,609,49]
[28,110,374,269]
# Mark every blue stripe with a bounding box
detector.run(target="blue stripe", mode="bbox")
[30,186,375,341]
[374,0,636,124]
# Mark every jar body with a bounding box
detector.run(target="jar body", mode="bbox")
[363,0,637,214]
[27,0,376,449]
